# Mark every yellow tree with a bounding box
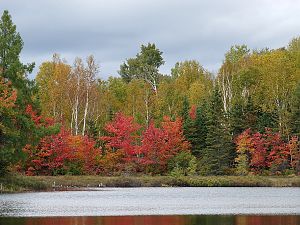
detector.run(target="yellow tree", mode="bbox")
[217,45,250,113]
[171,60,213,112]
[36,54,71,120]
[156,77,182,119]
[125,79,155,125]
[251,49,300,135]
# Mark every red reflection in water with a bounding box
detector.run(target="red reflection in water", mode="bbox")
[0,215,298,225]
[236,215,300,225]
[22,216,187,225]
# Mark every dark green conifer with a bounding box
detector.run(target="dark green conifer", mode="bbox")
[201,86,234,175]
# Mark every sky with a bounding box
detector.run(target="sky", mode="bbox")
[1,0,300,79]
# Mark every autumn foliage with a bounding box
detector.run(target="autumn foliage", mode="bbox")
[25,105,55,127]
[235,128,299,175]
[21,108,300,176]
[100,112,141,159]
[0,78,17,109]
[140,117,190,173]
[22,113,191,175]
[22,129,102,175]
[100,113,191,174]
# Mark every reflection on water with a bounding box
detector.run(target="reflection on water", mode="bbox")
[0,215,299,225]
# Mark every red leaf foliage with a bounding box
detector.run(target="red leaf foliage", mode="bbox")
[25,105,55,127]
[100,112,141,158]
[23,128,101,175]
[140,117,190,173]
[0,78,17,109]
[236,128,292,174]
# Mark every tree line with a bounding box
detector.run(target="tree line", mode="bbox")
[0,10,299,176]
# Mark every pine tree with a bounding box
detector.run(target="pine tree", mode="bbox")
[181,97,194,152]
[181,96,190,122]
[0,10,39,174]
[291,82,300,137]
[181,97,208,157]
[230,97,260,136]
[194,104,208,153]
[256,110,278,133]
[186,104,208,157]
[0,10,35,106]
[201,86,234,175]
[230,102,246,137]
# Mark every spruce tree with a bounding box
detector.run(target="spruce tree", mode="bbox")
[191,104,208,156]
[291,82,300,136]
[201,86,234,175]
[181,97,208,157]
[181,96,190,122]
[0,10,37,174]
[256,110,278,133]
[0,10,35,106]
[230,97,260,136]
[230,102,246,137]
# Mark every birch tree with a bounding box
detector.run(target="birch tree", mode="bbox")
[82,55,98,135]
[119,43,164,95]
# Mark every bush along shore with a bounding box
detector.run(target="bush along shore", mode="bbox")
[0,175,300,193]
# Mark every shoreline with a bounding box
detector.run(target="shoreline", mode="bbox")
[1,175,299,193]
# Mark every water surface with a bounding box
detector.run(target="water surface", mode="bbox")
[1,187,299,217]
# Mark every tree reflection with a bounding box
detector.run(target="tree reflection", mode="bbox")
[0,215,299,225]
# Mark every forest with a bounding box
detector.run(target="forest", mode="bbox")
[0,10,300,177]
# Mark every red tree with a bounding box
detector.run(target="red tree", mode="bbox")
[238,128,291,174]
[265,131,289,173]
[100,112,141,159]
[250,132,268,172]
[288,136,300,174]
[23,129,102,175]
[140,117,190,174]
[140,121,166,167]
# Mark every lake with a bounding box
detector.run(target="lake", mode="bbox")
[0,187,299,224]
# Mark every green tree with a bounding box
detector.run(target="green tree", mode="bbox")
[119,43,164,94]
[0,78,17,175]
[0,10,35,106]
[194,104,208,154]
[181,96,190,122]
[290,82,300,136]
[201,86,234,175]
[0,10,57,175]
[182,101,208,157]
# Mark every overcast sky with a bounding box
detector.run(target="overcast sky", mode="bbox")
[2,0,300,79]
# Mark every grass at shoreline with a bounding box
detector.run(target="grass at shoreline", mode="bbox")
[0,175,299,193]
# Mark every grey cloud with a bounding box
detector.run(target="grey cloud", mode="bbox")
[2,0,300,79]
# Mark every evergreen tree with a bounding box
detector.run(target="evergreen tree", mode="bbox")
[180,97,207,157]
[291,82,300,136]
[256,110,278,133]
[0,10,44,174]
[201,86,234,175]
[230,97,260,136]
[181,96,190,121]
[0,10,35,106]
[195,104,208,150]
[187,103,208,157]
[230,102,246,137]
